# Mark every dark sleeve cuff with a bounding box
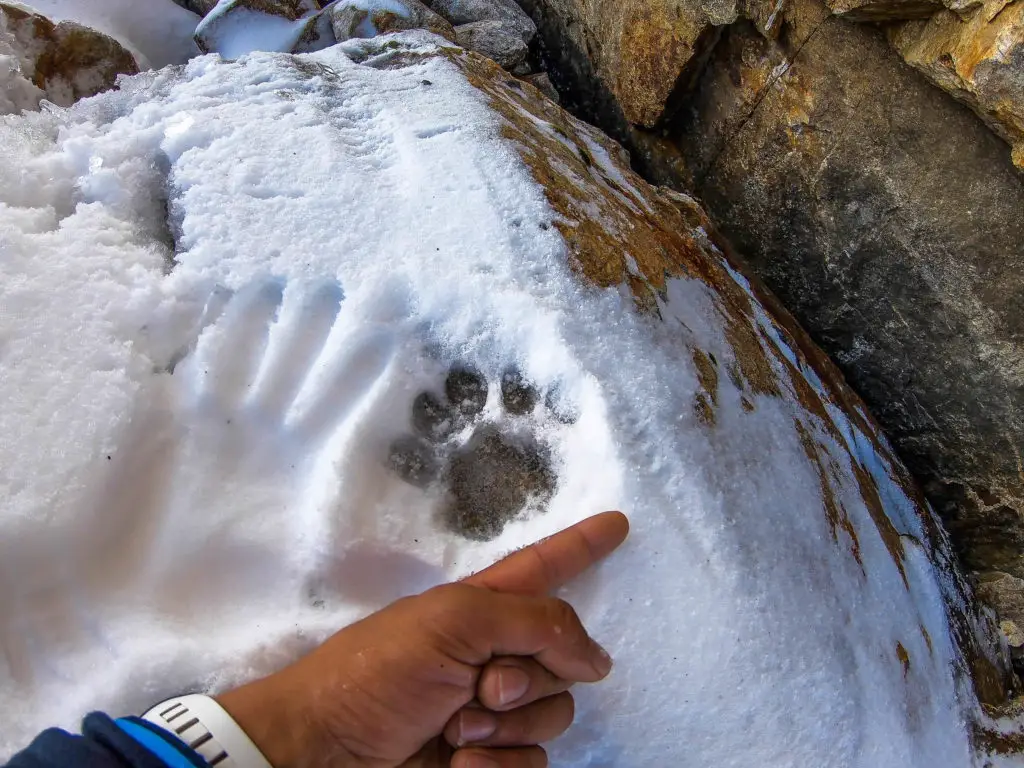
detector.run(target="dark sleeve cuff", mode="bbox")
[4,713,208,768]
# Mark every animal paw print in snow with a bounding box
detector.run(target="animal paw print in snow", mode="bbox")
[388,364,576,541]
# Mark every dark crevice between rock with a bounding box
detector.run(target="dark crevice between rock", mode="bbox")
[154,150,180,273]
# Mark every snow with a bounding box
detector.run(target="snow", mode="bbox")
[0,23,994,768]
[17,0,200,69]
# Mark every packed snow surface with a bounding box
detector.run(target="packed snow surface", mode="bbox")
[0,30,981,768]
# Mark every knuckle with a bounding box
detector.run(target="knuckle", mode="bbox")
[419,583,488,662]
[421,583,479,624]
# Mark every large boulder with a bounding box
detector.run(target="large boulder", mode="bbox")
[889,0,1024,171]
[0,2,139,112]
[0,30,1014,761]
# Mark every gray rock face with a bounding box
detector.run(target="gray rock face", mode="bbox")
[455,20,528,69]
[428,0,536,43]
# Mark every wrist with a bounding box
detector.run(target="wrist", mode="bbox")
[215,676,316,768]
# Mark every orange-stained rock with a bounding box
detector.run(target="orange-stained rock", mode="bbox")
[0,2,139,110]
[890,0,1024,171]
[514,0,737,127]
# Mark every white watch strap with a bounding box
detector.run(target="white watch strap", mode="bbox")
[142,694,274,768]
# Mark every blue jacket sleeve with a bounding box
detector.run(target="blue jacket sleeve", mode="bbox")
[4,713,208,768]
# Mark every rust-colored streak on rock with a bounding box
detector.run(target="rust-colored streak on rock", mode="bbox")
[692,347,720,405]
[618,5,702,126]
[921,624,934,656]
[896,641,911,676]
[795,418,864,569]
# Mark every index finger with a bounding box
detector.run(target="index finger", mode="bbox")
[464,511,629,596]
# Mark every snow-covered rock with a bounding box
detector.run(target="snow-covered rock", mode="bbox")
[194,0,322,55]
[0,28,1014,767]
[455,19,526,69]
[0,2,139,112]
[429,0,535,43]
[330,0,456,43]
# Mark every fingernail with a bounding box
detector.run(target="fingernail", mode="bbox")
[458,709,497,746]
[593,642,614,677]
[497,665,531,706]
[464,755,500,768]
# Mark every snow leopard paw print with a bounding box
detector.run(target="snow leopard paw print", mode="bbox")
[388,364,577,541]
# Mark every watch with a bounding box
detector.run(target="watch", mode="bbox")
[141,694,274,768]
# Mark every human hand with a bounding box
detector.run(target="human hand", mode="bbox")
[216,511,629,768]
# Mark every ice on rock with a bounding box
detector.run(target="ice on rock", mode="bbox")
[0,27,1010,768]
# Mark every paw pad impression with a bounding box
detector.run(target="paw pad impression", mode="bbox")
[388,363,574,541]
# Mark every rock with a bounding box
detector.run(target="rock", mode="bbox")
[195,0,321,55]
[889,0,1024,171]
[823,0,983,21]
[172,0,223,16]
[428,0,536,44]
[824,0,946,20]
[455,20,527,68]
[979,572,1024,675]
[519,70,559,101]
[330,0,457,42]
[514,0,736,127]
[0,10,43,114]
[979,573,1024,632]
[294,5,338,51]
[0,3,139,111]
